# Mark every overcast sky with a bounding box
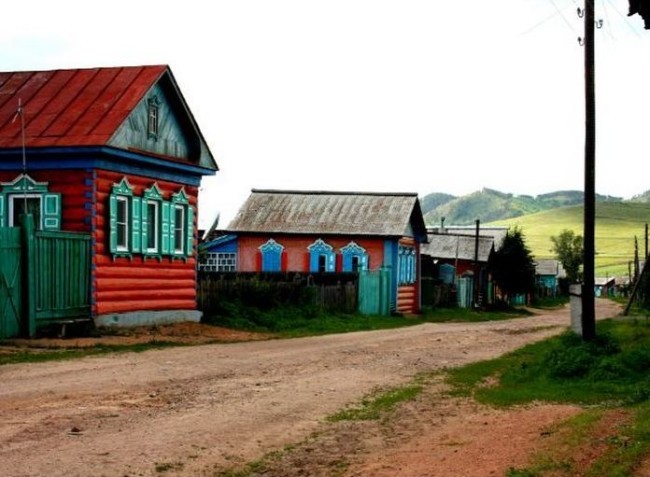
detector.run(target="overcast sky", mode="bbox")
[3,0,650,228]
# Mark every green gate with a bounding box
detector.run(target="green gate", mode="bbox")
[0,227,23,338]
[0,215,91,338]
[358,267,390,316]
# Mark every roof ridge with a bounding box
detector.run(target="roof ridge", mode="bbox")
[250,188,418,197]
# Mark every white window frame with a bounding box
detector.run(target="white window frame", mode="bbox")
[8,194,42,228]
[146,200,159,253]
[115,195,130,252]
[173,204,185,255]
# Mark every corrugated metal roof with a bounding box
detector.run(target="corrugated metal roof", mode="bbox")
[0,65,166,148]
[421,233,494,262]
[226,189,426,238]
[428,225,509,248]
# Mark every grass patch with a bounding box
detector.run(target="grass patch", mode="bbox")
[447,318,650,407]
[448,315,650,476]
[328,383,424,422]
[0,340,183,366]
[204,304,532,337]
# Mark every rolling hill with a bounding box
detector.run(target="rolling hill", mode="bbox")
[487,202,650,278]
[421,188,623,226]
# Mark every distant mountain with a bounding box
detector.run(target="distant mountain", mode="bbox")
[630,190,650,203]
[421,188,623,226]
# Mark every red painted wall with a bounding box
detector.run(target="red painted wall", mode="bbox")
[0,169,92,232]
[236,234,386,272]
[93,169,198,316]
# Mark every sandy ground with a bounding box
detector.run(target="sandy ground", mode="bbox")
[0,299,622,477]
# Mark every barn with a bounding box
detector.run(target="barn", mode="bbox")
[0,65,218,336]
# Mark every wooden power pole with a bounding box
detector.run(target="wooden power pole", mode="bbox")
[581,0,596,340]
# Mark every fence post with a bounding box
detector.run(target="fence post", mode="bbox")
[20,214,36,337]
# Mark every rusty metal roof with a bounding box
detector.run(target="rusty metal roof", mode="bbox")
[421,233,495,262]
[0,65,167,148]
[227,189,427,238]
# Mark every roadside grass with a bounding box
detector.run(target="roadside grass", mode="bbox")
[327,382,425,422]
[204,304,532,337]
[447,316,650,476]
[0,340,183,366]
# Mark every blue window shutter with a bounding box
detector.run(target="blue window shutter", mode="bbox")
[141,199,149,254]
[0,194,4,227]
[161,201,171,255]
[42,193,61,230]
[109,194,118,253]
[342,253,352,272]
[131,197,141,253]
[186,205,194,257]
[309,252,319,272]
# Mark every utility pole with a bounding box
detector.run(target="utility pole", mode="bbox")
[581,0,596,340]
[473,219,480,308]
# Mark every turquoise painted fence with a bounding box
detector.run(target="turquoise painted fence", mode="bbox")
[358,268,390,316]
[0,215,91,338]
[0,227,23,338]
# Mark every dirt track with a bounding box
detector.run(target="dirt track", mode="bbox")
[0,300,621,477]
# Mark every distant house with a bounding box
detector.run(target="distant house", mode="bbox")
[535,259,566,297]
[0,65,218,335]
[420,228,498,307]
[595,276,615,298]
[201,189,428,314]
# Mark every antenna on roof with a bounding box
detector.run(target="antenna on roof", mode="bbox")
[12,98,28,218]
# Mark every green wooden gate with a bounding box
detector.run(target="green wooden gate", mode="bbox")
[358,267,390,316]
[0,216,91,338]
[0,227,23,338]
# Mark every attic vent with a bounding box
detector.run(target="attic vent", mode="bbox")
[147,96,160,140]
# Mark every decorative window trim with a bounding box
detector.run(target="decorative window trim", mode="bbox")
[171,188,192,257]
[142,183,163,256]
[340,241,368,272]
[308,239,335,273]
[398,245,416,285]
[0,174,60,230]
[259,239,284,272]
[109,178,134,256]
[147,95,160,140]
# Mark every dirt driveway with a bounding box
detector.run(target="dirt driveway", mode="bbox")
[0,300,621,477]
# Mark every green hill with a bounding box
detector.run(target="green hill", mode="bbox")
[421,188,622,226]
[488,202,650,278]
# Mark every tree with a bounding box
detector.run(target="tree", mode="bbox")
[550,229,583,284]
[489,227,536,303]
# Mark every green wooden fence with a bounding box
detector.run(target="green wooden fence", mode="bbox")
[0,215,91,338]
[358,267,390,316]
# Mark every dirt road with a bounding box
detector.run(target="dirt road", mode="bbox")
[0,300,621,477]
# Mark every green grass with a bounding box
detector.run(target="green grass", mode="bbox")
[489,202,650,277]
[447,316,650,476]
[204,305,531,338]
[0,340,184,366]
[327,383,424,422]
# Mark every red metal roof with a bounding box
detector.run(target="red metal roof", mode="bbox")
[0,65,167,148]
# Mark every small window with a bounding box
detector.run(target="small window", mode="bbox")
[351,255,360,272]
[318,254,327,273]
[173,205,185,254]
[146,200,159,253]
[148,96,160,139]
[10,195,41,229]
[259,239,284,272]
[116,196,129,251]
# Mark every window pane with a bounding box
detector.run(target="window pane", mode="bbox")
[174,206,184,253]
[116,198,128,249]
[147,202,158,251]
[12,197,41,229]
